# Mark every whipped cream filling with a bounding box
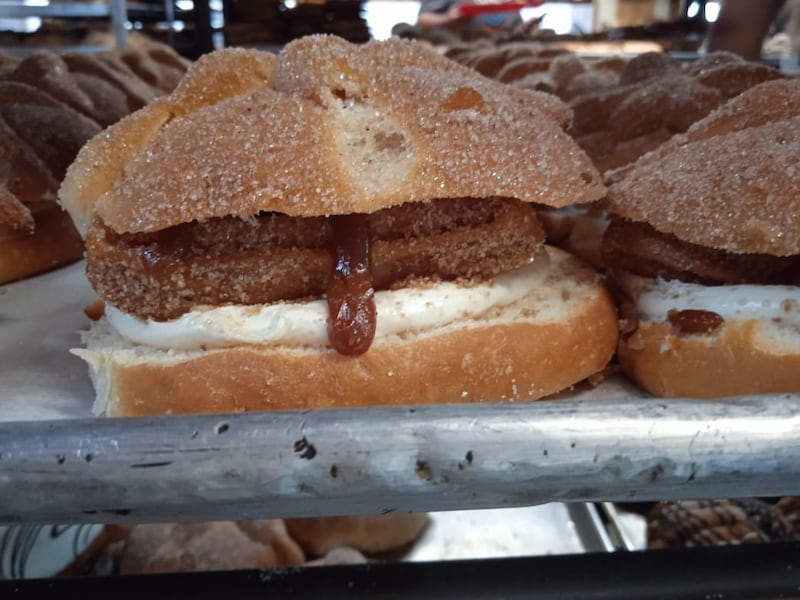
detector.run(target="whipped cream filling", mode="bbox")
[619,273,800,326]
[106,252,550,351]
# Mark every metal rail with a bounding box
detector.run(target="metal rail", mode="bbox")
[1,394,798,524]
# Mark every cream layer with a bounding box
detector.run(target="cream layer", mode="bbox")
[106,251,552,350]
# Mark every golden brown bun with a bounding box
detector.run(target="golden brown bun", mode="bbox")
[619,319,800,398]
[4,52,153,127]
[609,78,800,173]
[559,68,620,102]
[618,52,680,85]
[0,81,102,181]
[567,53,786,173]
[61,52,158,113]
[606,75,723,141]
[284,514,429,556]
[0,51,20,77]
[693,62,787,99]
[60,37,604,236]
[0,82,94,284]
[0,43,190,284]
[118,520,305,575]
[605,78,800,256]
[0,78,98,284]
[683,51,743,76]
[454,43,566,79]
[495,56,551,84]
[75,247,619,416]
[8,53,100,120]
[0,184,34,234]
[0,202,84,285]
[110,44,191,94]
[0,116,59,205]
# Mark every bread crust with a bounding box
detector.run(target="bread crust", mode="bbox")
[604,80,800,256]
[60,39,604,235]
[0,202,84,285]
[77,248,619,416]
[618,319,800,398]
[118,521,304,574]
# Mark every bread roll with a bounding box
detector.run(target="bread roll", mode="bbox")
[0,42,190,284]
[77,247,618,416]
[619,318,800,398]
[61,37,617,415]
[0,201,84,285]
[284,514,429,556]
[118,521,304,574]
[604,78,800,397]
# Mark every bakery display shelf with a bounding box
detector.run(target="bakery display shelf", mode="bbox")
[1,391,800,525]
[0,0,129,45]
[4,541,800,599]
[0,0,202,53]
[2,263,800,525]
[0,0,139,19]
[0,1,106,19]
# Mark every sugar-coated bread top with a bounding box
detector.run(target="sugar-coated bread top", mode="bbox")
[605,78,800,256]
[60,36,605,235]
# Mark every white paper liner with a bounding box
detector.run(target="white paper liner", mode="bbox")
[0,262,96,422]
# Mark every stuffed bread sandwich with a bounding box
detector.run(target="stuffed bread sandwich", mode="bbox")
[603,78,800,398]
[60,36,618,416]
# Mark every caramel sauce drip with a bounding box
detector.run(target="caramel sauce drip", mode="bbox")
[667,309,724,336]
[327,214,376,356]
[83,299,106,321]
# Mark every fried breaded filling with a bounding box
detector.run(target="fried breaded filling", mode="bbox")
[602,219,800,286]
[86,197,545,321]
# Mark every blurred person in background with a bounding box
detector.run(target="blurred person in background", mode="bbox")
[417,0,523,36]
[707,0,788,60]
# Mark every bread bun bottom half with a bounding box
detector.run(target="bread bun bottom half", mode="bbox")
[76,247,619,417]
[615,273,800,398]
[0,202,84,285]
[619,320,800,398]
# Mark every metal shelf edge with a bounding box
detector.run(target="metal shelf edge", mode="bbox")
[1,394,798,523]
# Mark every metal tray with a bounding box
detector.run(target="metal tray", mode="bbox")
[1,264,799,524]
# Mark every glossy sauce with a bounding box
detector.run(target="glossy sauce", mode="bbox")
[667,309,724,335]
[138,223,193,276]
[326,214,377,355]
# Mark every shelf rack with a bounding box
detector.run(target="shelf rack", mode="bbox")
[0,0,128,46]
[1,392,799,525]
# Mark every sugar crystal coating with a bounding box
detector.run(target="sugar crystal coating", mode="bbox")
[607,74,723,139]
[0,81,101,180]
[606,112,800,256]
[683,51,743,76]
[61,35,605,235]
[618,52,680,86]
[695,62,787,99]
[615,78,800,169]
